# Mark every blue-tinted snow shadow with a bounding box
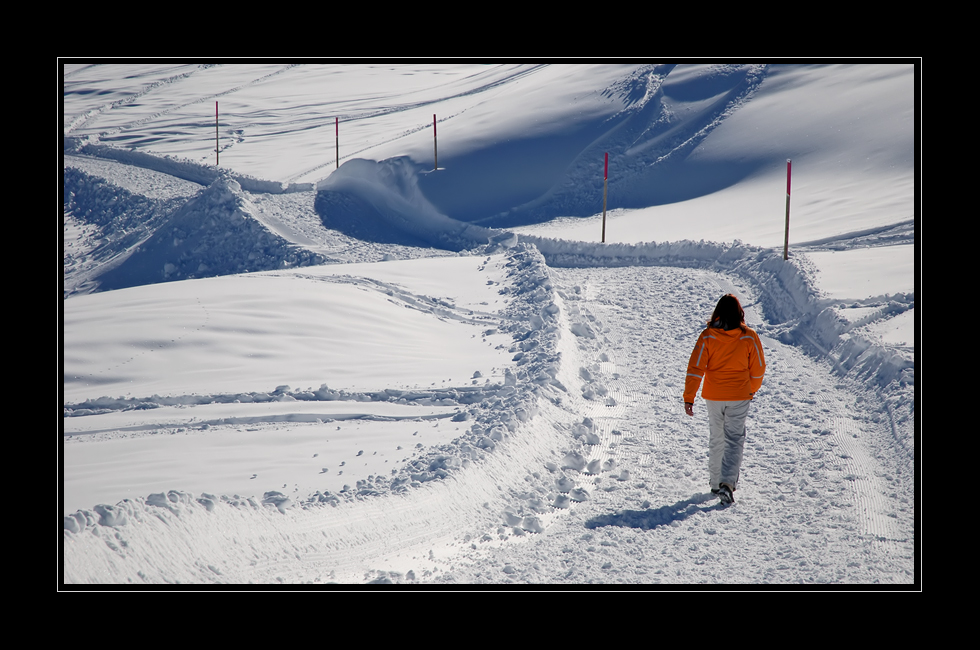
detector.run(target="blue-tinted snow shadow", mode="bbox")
[416,125,608,225]
[585,492,726,531]
[414,63,771,230]
[314,64,774,242]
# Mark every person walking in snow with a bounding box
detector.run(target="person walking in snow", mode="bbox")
[683,294,766,505]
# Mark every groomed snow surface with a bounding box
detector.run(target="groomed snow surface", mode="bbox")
[62,63,917,588]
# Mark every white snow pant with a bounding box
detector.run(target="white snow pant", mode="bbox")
[705,399,751,491]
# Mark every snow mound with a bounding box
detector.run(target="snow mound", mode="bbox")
[92,175,326,291]
[314,157,497,251]
[63,166,187,297]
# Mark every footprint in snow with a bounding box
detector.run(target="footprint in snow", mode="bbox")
[555,475,575,492]
[570,487,590,502]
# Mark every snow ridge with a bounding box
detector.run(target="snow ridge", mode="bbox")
[308,244,560,505]
[67,171,326,293]
[64,138,315,194]
[63,166,186,297]
[64,140,912,408]
[62,244,577,582]
[61,243,661,583]
[65,147,912,397]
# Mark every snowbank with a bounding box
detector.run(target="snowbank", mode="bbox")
[314,157,496,250]
[62,245,569,575]
[65,170,326,294]
[65,142,913,394]
[65,138,314,193]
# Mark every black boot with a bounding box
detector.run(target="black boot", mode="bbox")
[718,484,735,505]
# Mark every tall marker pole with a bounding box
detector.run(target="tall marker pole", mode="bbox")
[335,117,339,169]
[601,153,608,243]
[215,101,219,166]
[433,114,438,170]
[783,159,792,260]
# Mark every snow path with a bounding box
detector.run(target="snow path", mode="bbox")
[62,63,916,586]
[416,266,914,584]
[62,256,914,586]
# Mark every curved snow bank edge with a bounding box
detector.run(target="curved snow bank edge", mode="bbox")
[64,137,315,194]
[310,156,914,394]
[521,232,915,393]
[63,246,588,584]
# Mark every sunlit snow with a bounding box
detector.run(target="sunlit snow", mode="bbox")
[62,62,917,587]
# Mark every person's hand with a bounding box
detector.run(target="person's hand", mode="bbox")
[684,402,694,417]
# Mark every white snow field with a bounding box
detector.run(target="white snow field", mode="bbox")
[62,62,917,587]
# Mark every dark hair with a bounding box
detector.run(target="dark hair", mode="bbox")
[709,294,747,332]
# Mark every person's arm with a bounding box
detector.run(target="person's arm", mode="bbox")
[683,332,709,415]
[747,330,766,397]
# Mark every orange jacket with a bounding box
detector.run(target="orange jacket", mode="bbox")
[684,325,766,403]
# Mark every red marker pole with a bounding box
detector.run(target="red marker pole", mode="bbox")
[783,159,792,260]
[601,153,608,243]
[335,117,339,169]
[215,101,219,166]
[433,114,438,170]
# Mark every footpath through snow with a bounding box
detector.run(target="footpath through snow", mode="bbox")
[62,228,914,585]
[62,63,915,585]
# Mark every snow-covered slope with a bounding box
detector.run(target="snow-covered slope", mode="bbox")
[62,62,917,586]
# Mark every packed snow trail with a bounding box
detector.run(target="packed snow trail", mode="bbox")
[414,266,913,584]
[63,259,913,584]
[62,63,915,585]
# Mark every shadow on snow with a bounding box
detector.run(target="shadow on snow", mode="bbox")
[584,492,727,531]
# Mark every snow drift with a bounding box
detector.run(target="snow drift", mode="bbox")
[314,157,496,250]
[66,170,326,294]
